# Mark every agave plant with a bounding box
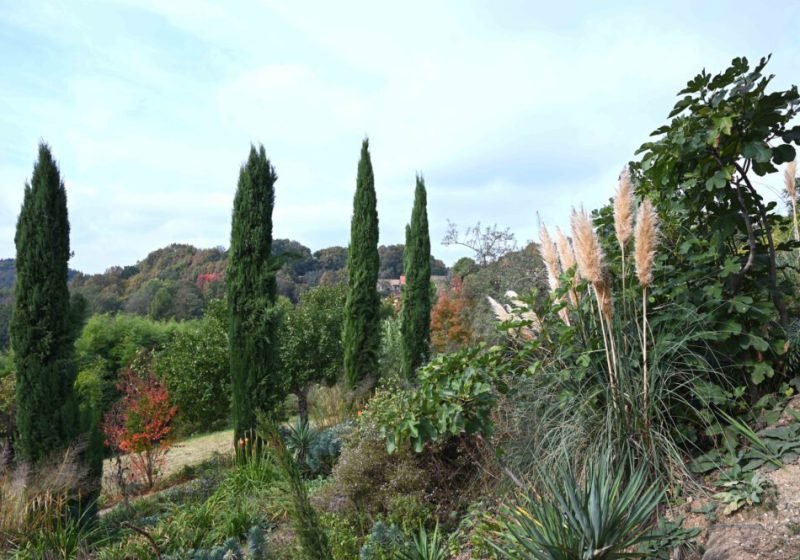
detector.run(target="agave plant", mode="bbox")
[491,454,664,560]
[396,523,447,560]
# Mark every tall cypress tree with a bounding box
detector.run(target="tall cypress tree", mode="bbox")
[343,138,381,390]
[11,143,79,462]
[401,174,432,378]
[227,145,282,443]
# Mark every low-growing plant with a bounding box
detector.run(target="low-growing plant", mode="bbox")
[358,521,405,560]
[490,454,664,560]
[396,523,447,560]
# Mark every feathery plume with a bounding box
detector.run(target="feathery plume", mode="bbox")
[555,227,579,305]
[555,227,578,279]
[786,161,798,242]
[538,223,561,293]
[570,207,604,285]
[614,166,634,249]
[487,296,511,322]
[787,160,798,202]
[634,200,659,287]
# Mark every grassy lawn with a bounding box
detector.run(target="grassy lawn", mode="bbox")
[101,429,234,499]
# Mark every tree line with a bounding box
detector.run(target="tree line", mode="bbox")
[8,136,434,506]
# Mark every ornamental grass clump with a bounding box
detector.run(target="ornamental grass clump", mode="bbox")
[634,199,659,428]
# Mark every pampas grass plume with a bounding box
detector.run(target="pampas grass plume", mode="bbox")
[787,160,798,201]
[570,207,603,285]
[614,166,634,248]
[634,200,659,287]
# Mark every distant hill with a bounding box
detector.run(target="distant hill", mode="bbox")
[0,241,449,349]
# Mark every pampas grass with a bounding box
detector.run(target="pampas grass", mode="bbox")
[786,160,798,241]
[556,226,580,306]
[571,207,618,397]
[539,222,570,325]
[635,199,659,430]
[570,207,603,285]
[614,167,634,254]
[635,200,658,288]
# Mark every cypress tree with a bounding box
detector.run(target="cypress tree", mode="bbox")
[11,143,79,462]
[227,145,282,443]
[400,174,432,378]
[343,138,381,390]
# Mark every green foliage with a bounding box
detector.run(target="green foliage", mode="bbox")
[396,524,447,560]
[228,144,283,439]
[282,417,319,472]
[379,316,404,382]
[318,419,428,522]
[491,456,664,560]
[374,346,502,453]
[713,467,774,515]
[319,513,362,560]
[260,418,333,560]
[401,176,432,378]
[10,508,107,560]
[279,284,346,422]
[156,299,230,435]
[344,138,382,391]
[11,143,80,462]
[632,55,800,392]
[358,521,405,560]
[306,425,344,477]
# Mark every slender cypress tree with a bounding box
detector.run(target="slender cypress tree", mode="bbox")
[227,145,282,443]
[11,143,79,462]
[343,138,381,390]
[401,174,432,378]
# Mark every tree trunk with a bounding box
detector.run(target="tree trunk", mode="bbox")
[297,387,309,425]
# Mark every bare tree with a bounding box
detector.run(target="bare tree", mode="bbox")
[442,220,517,266]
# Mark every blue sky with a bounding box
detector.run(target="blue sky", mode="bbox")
[1,1,798,273]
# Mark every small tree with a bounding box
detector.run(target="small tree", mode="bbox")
[343,138,381,391]
[280,285,346,424]
[442,221,517,266]
[227,145,282,444]
[102,367,177,490]
[11,143,80,463]
[401,175,432,378]
[430,277,472,353]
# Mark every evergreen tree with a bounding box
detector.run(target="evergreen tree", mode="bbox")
[227,145,282,443]
[401,175,432,378]
[343,138,381,390]
[11,143,79,462]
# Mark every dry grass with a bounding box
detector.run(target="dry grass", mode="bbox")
[101,429,233,499]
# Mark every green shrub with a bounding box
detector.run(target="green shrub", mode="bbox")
[155,300,230,435]
[319,512,363,560]
[373,345,504,454]
[319,419,427,520]
[358,521,405,560]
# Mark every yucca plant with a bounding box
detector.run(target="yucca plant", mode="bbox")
[396,523,447,560]
[284,417,319,467]
[491,454,664,560]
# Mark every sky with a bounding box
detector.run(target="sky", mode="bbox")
[1,1,799,274]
